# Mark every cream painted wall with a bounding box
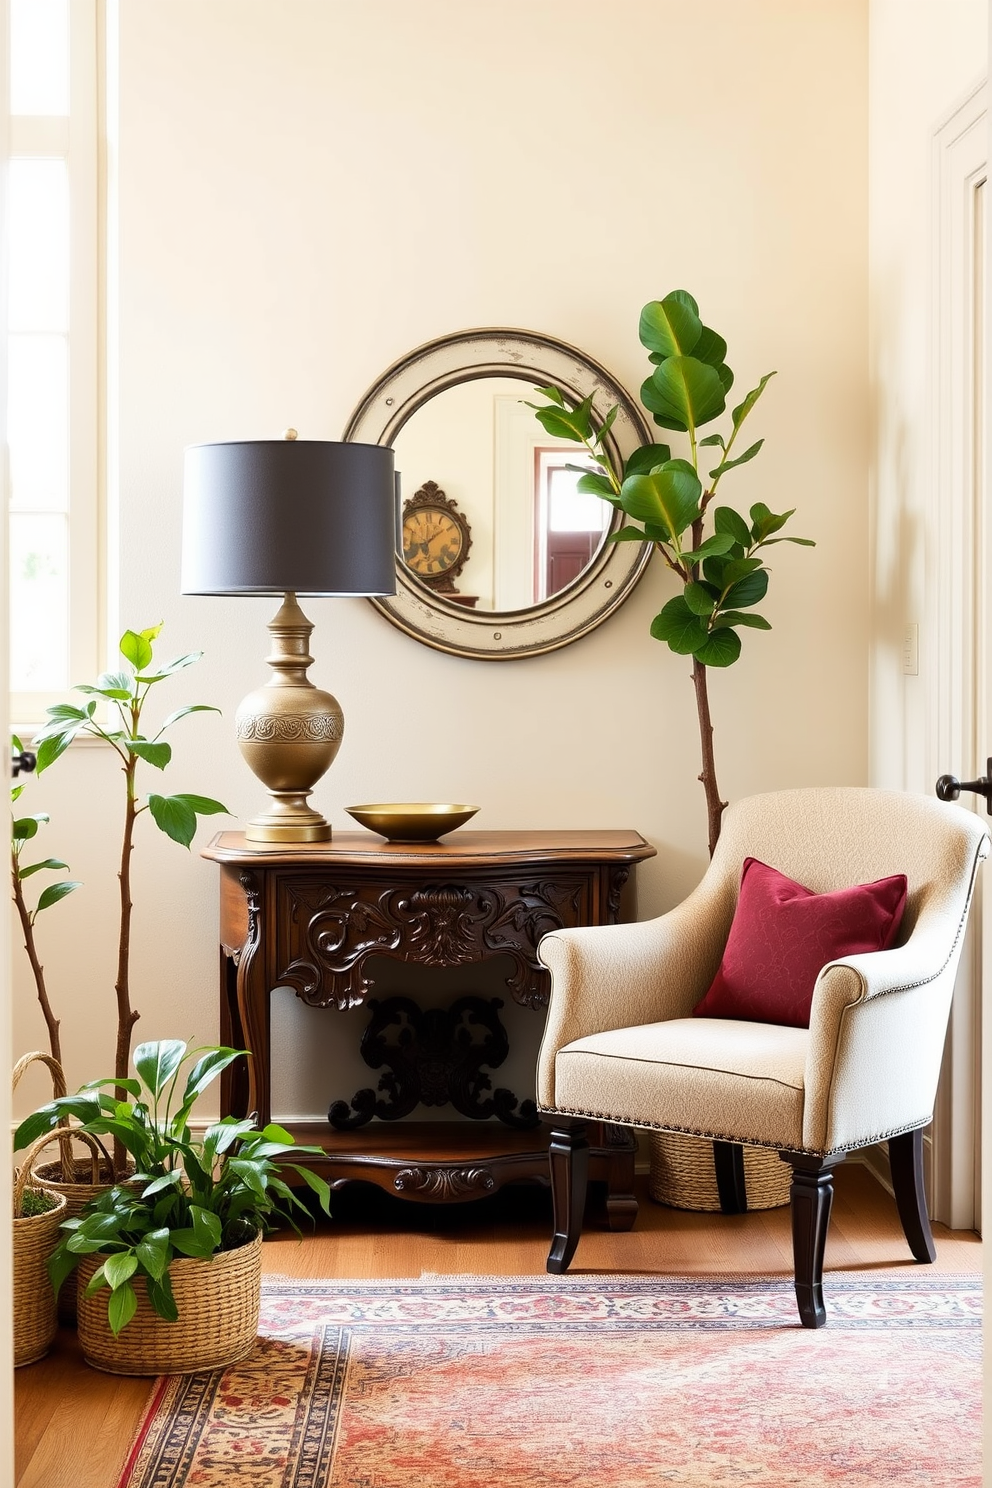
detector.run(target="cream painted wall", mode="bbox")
[868,0,987,789]
[11,0,870,1120]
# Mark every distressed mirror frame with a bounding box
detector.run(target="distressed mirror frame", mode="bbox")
[342,328,654,660]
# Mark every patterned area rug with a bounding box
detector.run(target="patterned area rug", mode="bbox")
[117,1273,981,1488]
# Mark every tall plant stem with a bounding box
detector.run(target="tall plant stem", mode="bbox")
[114,755,141,1174]
[691,657,727,859]
[11,860,62,1066]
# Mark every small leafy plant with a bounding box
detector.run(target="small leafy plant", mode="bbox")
[31,625,229,1133]
[14,1039,332,1335]
[11,737,80,1065]
[528,290,814,855]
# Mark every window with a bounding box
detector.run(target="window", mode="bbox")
[6,0,99,722]
[533,449,609,603]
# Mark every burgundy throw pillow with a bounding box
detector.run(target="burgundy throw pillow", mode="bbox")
[692,857,908,1029]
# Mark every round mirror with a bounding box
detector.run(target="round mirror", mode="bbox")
[343,328,653,660]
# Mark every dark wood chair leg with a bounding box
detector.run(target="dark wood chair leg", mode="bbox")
[547,1120,590,1274]
[888,1128,936,1263]
[780,1150,846,1328]
[713,1140,748,1214]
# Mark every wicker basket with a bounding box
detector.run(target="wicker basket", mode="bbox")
[76,1230,263,1375]
[13,1134,69,1367]
[648,1131,791,1211]
[13,1051,119,1323]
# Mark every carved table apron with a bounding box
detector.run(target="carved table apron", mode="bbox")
[202,830,656,1224]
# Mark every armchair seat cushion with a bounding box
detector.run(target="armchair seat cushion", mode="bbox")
[554,1017,809,1150]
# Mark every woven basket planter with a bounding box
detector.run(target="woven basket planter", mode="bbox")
[13,1051,121,1323]
[648,1131,791,1211]
[13,1135,69,1367]
[75,1229,263,1375]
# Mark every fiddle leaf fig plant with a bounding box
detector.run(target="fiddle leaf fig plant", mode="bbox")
[10,737,80,1066]
[31,625,229,1151]
[528,290,814,855]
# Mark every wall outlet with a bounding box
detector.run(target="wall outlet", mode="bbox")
[903,623,919,676]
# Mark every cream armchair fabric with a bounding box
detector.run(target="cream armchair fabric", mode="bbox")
[536,788,989,1327]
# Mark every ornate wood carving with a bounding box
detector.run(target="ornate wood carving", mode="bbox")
[278,875,586,1010]
[328,994,539,1131]
[393,1165,496,1199]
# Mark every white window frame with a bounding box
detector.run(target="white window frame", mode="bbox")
[7,0,100,727]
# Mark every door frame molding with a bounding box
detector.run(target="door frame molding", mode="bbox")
[929,77,987,1229]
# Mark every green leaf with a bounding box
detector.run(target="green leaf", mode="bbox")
[763,535,816,547]
[120,629,154,672]
[698,433,725,449]
[156,704,221,733]
[527,397,594,444]
[108,1280,138,1335]
[597,403,619,441]
[135,651,203,683]
[575,472,617,503]
[75,682,132,701]
[695,628,742,667]
[683,582,717,617]
[35,880,81,913]
[104,1251,139,1290]
[145,1272,178,1323]
[750,502,795,541]
[680,534,737,564]
[649,596,708,655]
[731,371,777,431]
[126,740,172,769]
[180,1047,244,1109]
[710,439,764,479]
[35,728,85,773]
[623,444,672,478]
[147,794,198,848]
[640,356,727,434]
[135,1228,171,1281]
[724,569,770,609]
[12,815,42,843]
[620,462,701,540]
[532,384,565,407]
[48,1245,80,1296]
[692,324,728,368]
[288,1164,333,1215]
[40,703,89,724]
[713,506,752,548]
[638,292,702,359]
[190,1205,223,1252]
[713,556,763,586]
[606,526,651,544]
[134,1039,187,1099]
[713,610,772,630]
[170,793,230,817]
[17,857,70,878]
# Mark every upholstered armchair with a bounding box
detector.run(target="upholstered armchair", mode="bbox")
[536,788,989,1327]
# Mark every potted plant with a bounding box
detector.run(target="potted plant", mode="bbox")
[29,623,229,1173]
[528,290,814,856]
[13,1038,332,1375]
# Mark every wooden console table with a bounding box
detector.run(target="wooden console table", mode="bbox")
[202,829,656,1223]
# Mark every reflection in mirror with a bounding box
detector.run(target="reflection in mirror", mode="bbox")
[392,376,602,613]
[343,329,653,660]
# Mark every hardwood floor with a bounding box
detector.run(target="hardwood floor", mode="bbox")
[15,1163,982,1487]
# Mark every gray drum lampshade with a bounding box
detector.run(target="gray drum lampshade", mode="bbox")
[181,439,397,596]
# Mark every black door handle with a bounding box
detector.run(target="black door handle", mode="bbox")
[936,758,992,813]
[11,748,36,778]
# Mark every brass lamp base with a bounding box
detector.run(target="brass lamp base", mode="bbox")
[235,592,343,843]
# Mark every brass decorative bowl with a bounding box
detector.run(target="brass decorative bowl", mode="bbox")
[345,803,479,843]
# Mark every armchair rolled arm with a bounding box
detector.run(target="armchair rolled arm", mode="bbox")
[536,880,733,1110]
[804,929,970,1153]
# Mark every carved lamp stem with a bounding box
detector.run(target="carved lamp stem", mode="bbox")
[235,592,343,842]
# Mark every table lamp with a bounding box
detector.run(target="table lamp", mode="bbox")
[181,433,396,843]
